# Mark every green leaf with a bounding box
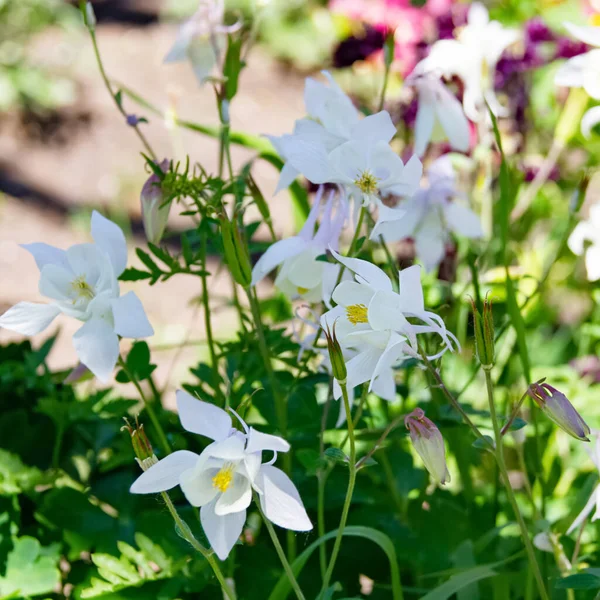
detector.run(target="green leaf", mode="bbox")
[223,36,244,100]
[125,341,156,381]
[136,248,162,277]
[472,436,495,452]
[555,573,600,591]
[421,566,497,600]
[268,526,403,600]
[324,447,348,464]
[0,536,61,598]
[119,267,153,282]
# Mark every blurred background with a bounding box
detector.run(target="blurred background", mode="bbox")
[0,0,591,397]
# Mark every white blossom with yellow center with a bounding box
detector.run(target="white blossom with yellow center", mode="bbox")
[131,391,312,561]
[0,211,153,382]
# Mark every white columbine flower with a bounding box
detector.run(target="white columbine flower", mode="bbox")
[568,203,600,281]
[251,188,347,305]
[555,22,600,137]
[405,66,471,157]
[567,430,600,535]
[131,391,312,560]
[320,250,458,398]
[268,71,360,194]
[420,2,519,121]
[372,156,483,271]
[0,212,153,381]
[281,111,423,208]
[164,0,240,85]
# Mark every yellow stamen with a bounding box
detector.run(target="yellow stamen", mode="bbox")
[591,13,600,27]
[346,303,368,325]
[354,170,379,195]
[297,286,310,295]
[212,464,235,493]
[70,276,95,300]
[481,59,490,86]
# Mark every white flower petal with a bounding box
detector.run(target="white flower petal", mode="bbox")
[281,138,334,184]
[215,475,252,516]
[0,302,60,336]
[246,428,290,454]
[330,248,392,291]
[274,162,300,194]
[201,499,246,560]
[251,237,308,286]
[332,280,376,307]
[434,88,471,152]
[21,243,68,271]
[111,291,154,338]
[328,140,367,185]
[443,203,483,238]
[91,211,128,277]
[164,21,194,63]
[208,434,247,460]
[370,332,406,394]
[130,450,199,494]
[39,264,76,302]
[564,22,600,47]
[257,465,312,531]
[180,467,219,507]
[371,366,397,402]
[582,106,600,138]
[398,265,425,313]
[368,290,410,333]
[72,318,119,382]
[350,111,396,145]
[334,346,382,399]
[372,198,424,243]
[585,245,600,281]
[384,154,423,197]
[555,54,588,88]
[414,217,446,272]
[176,390,232,441]
[414,100,435,157]
[188,36,219,84]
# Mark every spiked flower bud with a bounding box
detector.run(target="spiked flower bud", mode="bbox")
[471,296,495,370]
[122,418,158,471]
[528,382,590,442]
[405,408,450,485]
[324,323,347,384]
[141,159,170,245]
[221,215,252,288]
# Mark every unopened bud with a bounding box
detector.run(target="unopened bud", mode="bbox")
[81,2,96,30]
[471,296,495,369]
[324,323,347,384]
[528,382,590,442]
[221,215,252,288]
[122,418,158,470]
[405,408,450,485]
[141,159,170,245]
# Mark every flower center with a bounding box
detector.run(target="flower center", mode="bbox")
[591,13,600,27]
[297,286,310,295]
[354,170,379,195]
[212,464,235,493]
[346,303,368,325]
[70,276,95,301]
[481,59,491,87]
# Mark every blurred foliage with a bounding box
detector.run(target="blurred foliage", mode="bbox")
[0,0,78,112]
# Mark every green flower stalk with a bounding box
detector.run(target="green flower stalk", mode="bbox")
[323,323,347,385]
[471,296,495,370]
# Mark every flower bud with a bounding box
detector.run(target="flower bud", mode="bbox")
[405,408,450,485]
[471,296,495,369]
[122,418,158,471]
[141,159,170,245]
[221,215,252,288]
[324,323,347,384]
[81,2,96,30]
[528,382,590,442]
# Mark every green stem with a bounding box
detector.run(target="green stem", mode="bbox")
[320,381,357,595]
[160,492,236,600]
[257,499,306,600]
[199,228,223,405]
[484,369,549,600]
[118,356,171,455]
[88,27,156,160]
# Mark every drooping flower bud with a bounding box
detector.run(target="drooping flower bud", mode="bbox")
[140,159,170,245]
[80,1,96,30]
[324,323,347,384]
[405,408,450,485]
[471,296,495,370]
[527,382,590,442]
[122,418,158,471]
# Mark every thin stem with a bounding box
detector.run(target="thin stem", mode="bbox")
[257,500,306,600]
[321,381,357,595]
[199,228,223,405]
[333,206,367,289]
[88,28,156,160]
[500,387,531,436]
[484,369,549,600]
[318,389,333,579]
[160,492,236,600]
[118,356,171,455]
[378,59,391,112]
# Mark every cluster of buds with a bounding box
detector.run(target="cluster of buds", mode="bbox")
[471,296,495,370]
[140,159,171,245]
[527,382,590,442]
[405,408,450,485]
[323,323,347,385]
[122,418,159,471]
